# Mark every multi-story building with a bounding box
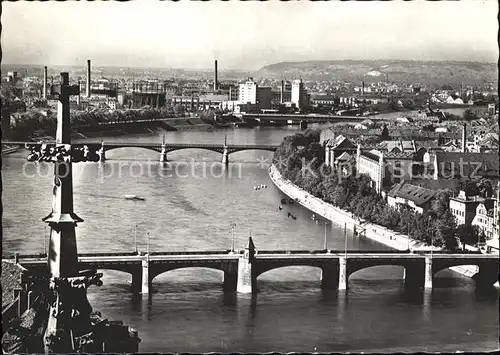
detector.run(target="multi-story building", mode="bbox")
[256,87,273,110]
[324,134,356,167]
[356,147,385,193]
[449,190,481,226]
[291,79,309,110]
[425,152,499,180]
[472,199,496,239]
[355,144,415,193]
[387,181,436,214]
[239,78,258,104]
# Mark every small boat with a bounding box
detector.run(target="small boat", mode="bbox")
[278,205,283,211]
[292,215,297,220]
[288,199,294,204]
[281,198,287,204]
[124,194,145,201]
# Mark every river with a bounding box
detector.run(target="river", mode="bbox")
[2,119,498,353]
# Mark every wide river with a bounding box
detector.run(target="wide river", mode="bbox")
[2,117,498,352]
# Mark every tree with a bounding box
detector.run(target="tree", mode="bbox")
[477,178,493,198]
[431,189,453,218]
[434,210,459,251]
[457,224,482,249]
[456,179,479,197]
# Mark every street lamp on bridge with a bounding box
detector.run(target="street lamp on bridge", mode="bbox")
[44,226,47,256]
[134,224,138,254]
[344,223,347,257]
[230,223,236,253]
[323,221,329,252]
[407,222,410,252]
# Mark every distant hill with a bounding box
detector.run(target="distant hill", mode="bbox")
[256,60,498,86]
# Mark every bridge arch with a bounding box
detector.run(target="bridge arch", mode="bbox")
[92,269,134,284]
[256,265,323,280]
[150,265,227,283]
[347,264,406,281]
[78,263,137,277]
[103,146,162,155]
[228,148,277,155]
[164,147,224,154]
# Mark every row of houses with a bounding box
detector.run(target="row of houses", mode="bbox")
[320,127,499,240]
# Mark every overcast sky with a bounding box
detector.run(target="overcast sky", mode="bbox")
[2,0,498,70]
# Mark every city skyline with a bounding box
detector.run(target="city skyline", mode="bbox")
[2,0,498,70]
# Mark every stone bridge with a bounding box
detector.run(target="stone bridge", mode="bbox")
[12,238,499,294]
[2,140,278,165]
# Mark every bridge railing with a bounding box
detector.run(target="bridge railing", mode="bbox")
[11,252,141,259]
[11,249,490,260]
[150,250,233,256]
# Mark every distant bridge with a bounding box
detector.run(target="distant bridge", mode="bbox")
[12,240,499,294]
[1,140,279,164]
[241,113,363,122]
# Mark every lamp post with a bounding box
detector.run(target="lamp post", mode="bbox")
[323,221,328,251]
[230,223,236,253]
[344,223,347,258]
[147,232,150,255]
[134,224,138,254]
[407,223,410,252]
[44,226,47,256]
[429,217,433,259]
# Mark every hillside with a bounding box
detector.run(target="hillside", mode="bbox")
[256,60,498,86]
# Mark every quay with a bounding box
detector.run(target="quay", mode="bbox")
[11,239,499,295]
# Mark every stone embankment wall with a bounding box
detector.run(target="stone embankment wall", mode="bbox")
[268,165,482,279]
[269,165,413,250]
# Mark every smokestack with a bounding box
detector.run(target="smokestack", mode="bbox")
[86,59,91,97]
[280,80,284,104]
[214,60,218,91]
[43,66,47,99]
[362,81,365,96]
[461,123,467,153]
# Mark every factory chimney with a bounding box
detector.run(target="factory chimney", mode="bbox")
[86,59,91,97]
[461,123,467,153]
[214,60,218,91]
[43,66,48,99]
[280,80,285,104]
[362,81,365,96]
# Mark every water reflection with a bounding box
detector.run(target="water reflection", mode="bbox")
[422,289,432,322]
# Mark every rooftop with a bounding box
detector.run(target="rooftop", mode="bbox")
[388,181,436,206]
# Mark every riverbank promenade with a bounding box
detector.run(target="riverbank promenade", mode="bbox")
[11,244,499,295]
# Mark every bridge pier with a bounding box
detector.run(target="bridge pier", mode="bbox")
[320,266,339,290]
[237,236,256,293]
[98,142,106,162]
[131,270,142,294]
[473,264,499,287]
[223,270,238,292]
[403,261,426,289]
[141,257,150,294]
[424,257,433,289]
[338,257,347,290]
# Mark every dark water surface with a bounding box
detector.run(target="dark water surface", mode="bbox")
[2,123,498,352]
